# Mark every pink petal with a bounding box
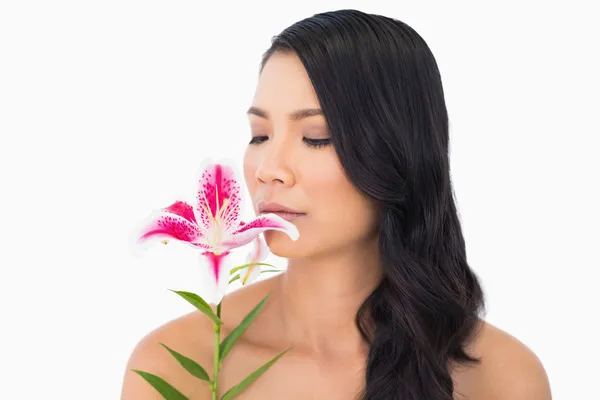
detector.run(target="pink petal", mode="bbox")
[220,213,299,251]
[240,235,269,285]
[137,211,202,244]
[154,240,212,250]
[187,241,211,250]
[163,200,197,224]
[195,164,242,232]
[245,235,269,264]
[199,251,232,304]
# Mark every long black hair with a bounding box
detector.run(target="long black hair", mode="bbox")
[259,9,486,400]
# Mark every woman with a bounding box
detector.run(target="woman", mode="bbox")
[122,9,551,400]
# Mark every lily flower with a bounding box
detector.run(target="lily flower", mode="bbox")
[134,162,299,303]
[239,235,269,285]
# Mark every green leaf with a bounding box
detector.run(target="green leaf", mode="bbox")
[220,348,291,400]
[132,369,190,400]
[159,343,210,381]
[219,294,270,361]
[229,262,275,276]
[170,290,222,325]
[259,269,283,274]
[229,274,240,284]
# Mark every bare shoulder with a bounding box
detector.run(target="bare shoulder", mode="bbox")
[454,320,552,400]
[120,277,277,399]
[120,308,216,399]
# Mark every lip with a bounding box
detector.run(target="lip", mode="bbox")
[257,201,305,215]
[260,211,305,222]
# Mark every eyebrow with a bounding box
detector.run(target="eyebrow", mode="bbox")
[246,106,323,121]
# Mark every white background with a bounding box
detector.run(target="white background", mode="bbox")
[1,1,598,399]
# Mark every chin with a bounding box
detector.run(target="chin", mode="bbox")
[263,230,306,258]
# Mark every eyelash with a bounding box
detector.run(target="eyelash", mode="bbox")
[249,136,332,149]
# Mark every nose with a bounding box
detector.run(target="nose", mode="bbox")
[255,140,295,187]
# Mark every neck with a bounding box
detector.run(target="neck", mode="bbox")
[272,238,382,359]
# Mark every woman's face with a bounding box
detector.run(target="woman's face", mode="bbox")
[243,51,378,258]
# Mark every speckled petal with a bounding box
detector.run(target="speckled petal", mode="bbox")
[163,200,197,224]
[195,163,242,232]
[187,241,212,250]
[137,211,202,244]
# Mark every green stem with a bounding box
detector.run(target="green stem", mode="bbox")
[212,302,222,400]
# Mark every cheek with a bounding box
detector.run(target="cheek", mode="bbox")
[302,157,341,203]
[306,162,376,238]
[305,154,351,204]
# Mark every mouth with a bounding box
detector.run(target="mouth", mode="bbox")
[260,211,306,221]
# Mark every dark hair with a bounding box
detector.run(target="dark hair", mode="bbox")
[259,9,486,400]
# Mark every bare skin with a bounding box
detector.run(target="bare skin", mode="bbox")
[122,51,551,399]
[121,275,550,399]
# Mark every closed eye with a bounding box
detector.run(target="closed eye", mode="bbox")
[248,136,332,149]
[302,138,332,148]
[248,136,268,145]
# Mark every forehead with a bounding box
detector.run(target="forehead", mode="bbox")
[252,52,320,111]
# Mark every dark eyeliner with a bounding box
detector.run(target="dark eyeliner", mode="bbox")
[303,138,332,148]
[248,136,268,145]
[248,136,332,148]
